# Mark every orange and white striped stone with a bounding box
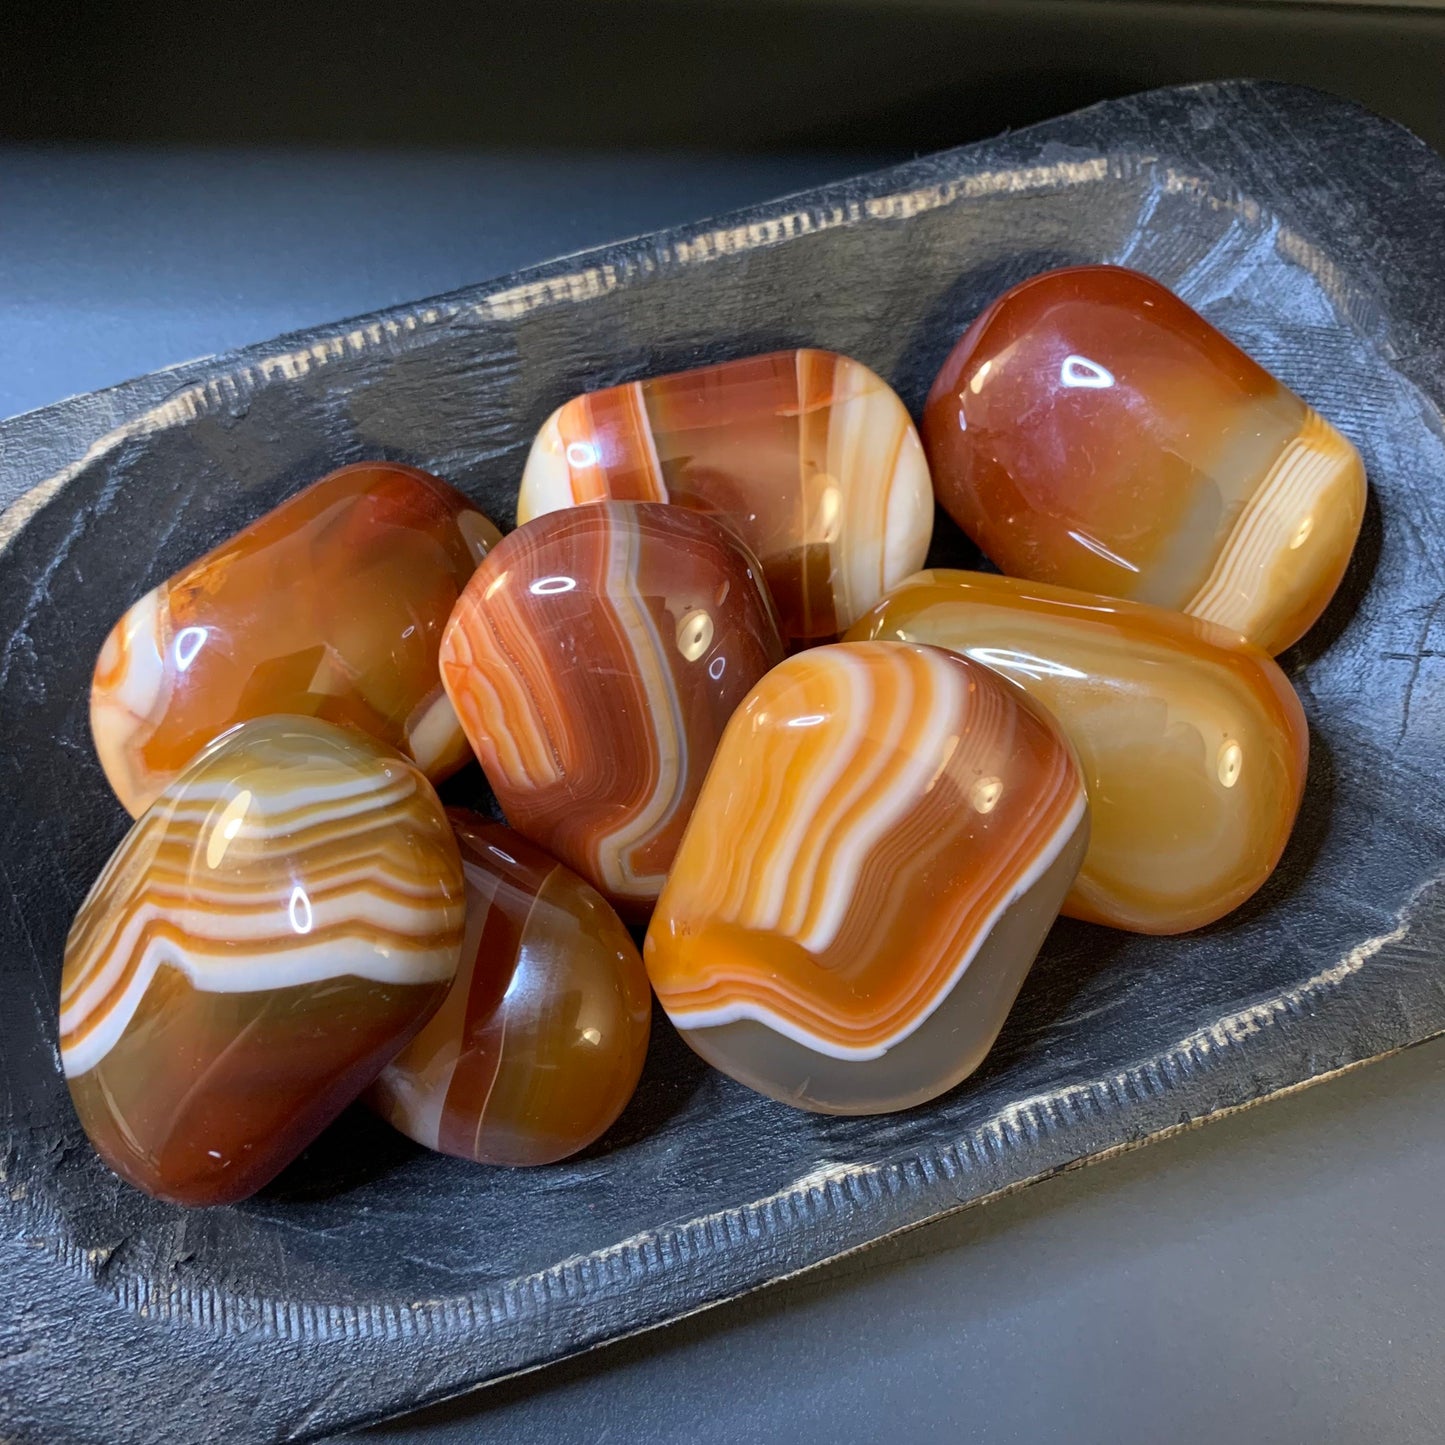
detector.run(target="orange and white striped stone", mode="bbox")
[61,716,465,1205]
[440,501,784,917]
[517,349,933,645]
[644,641,1089,1115]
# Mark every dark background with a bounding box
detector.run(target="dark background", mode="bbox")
[4,4,1445,1443]
[4,0,1444,153]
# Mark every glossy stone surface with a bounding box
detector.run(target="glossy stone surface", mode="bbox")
[370,812,652,1167]
[60,717,465,1206]
[441,501,784,917]
[645,641,1089,1114]
[91,461,502,817]
[922,265,1366,654]
[848,570,1309,934]
[516,348,933,645]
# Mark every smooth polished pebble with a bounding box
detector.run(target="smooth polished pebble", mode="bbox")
[922,264,1365,654]
[440,501,784,918]
[516,348,933,645]
[644,640,1089,1115]
[60,717,465,1206]
[369,812,652,1167]
[847,570,1309,934]
[91,460,501,816]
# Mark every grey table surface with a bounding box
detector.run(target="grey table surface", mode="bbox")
[5,144,1444,1445]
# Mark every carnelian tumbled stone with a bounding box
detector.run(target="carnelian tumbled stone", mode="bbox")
[369,812,652,1167]
[60,717,465,1206]
[847,570,1309,934]
[922,265,1365,654]
[645,641,1089,1115]
[440,501,784,918]
[91,461,502,816]
[516,349,933,645]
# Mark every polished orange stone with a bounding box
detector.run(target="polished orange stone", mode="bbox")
[922,265,1365,654]
[370,812,652,1167]
[440,501,784,917]
[847,570,1309,934]
[645,641,1089,1115]
[516,349,933,645]
[91,461,501,816]
[61,717,465,1206]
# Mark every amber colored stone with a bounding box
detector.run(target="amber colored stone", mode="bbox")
[516,349,933,645]
[369,812,652,1166]
[644,641,1089,1115]
[440,501,784,917]
[922,265,1365,654]
[91,461,502,816]
[60,717,465,1206]
[847,570,1309,934]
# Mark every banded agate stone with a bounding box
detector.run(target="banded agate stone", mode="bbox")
[60,717,465,1206]
[370,812,652,1166]
[848,571,1309,934]
[91,461,502,817]
[922,265,1366,654]
[440,501,783,917]
[645,641,1089,1115]
[515,349,933,645]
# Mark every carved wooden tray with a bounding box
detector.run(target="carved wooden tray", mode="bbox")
[2,80,1443,1443]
